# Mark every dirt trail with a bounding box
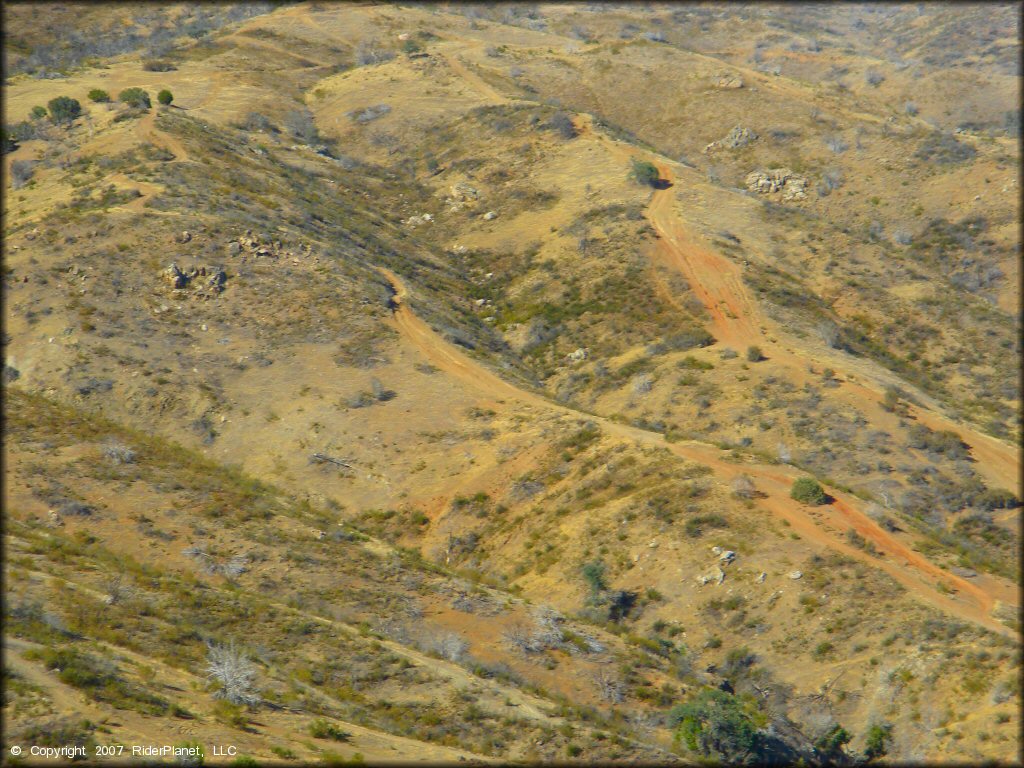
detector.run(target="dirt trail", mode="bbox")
[575,112,1019,492]
[649,164,1018,491]
[439,45,511,104]
[381,268,1015,637]
[390,40,1018,634]
[139,108,191,163]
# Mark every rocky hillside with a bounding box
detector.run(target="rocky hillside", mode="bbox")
[3,3,1020,765]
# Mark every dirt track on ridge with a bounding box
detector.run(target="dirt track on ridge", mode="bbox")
[380,268,1015,637]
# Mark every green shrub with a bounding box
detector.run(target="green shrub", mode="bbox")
[669,688,761,761]
[87,89,110,103]
[119,88,151,109]
[791,478,828,505]
[814,723,851,758]
[309,718,351,741]
[31,105,48,119]
[864,723,892,760]
[684,513,728,537]
[157,89,174,106]
[581,560,607,595]
[630,158,660,187]
[48,96,82,125]
[745,345,763,362]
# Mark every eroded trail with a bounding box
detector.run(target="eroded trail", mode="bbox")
[650,166,1018,492]
[379,269,1015,638]
[582,118,1019,494]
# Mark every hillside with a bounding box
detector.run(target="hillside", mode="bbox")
[3,3,1020,765]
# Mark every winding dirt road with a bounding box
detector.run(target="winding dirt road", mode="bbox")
[372,50,1019,637]
[381,268,1015,637]
[644,163,1019,492]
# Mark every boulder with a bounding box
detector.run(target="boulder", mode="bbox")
[745,168,808,201]
[176,230,192,244]
[482,210,498,221]
[716,75,744,89]
[566,347,588,363]
[164,263,189,289]
[207,269,227,293]
[788,570,802,580]
[697,566,726,586]
[756,572,767,583]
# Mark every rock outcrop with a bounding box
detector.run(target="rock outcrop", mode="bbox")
[745,168,808,201]
[705,125,757,153]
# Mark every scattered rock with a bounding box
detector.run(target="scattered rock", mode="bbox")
[404,213,434,228]
[450,182,479,201]
[719,550,736,563]
[226,241,241,256]
[756,572,767,583]
[566,347,588,363]
[482,210,498,221]
[697,566,726,586]
[705,125,757,153]
[745,168,808,201]
[716,75,744,89]
[176,230,192,244]
[788,570,803,580]
[711,546,723,555]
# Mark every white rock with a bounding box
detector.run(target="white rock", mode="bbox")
[789,570,802,580]
[756,572,766,583]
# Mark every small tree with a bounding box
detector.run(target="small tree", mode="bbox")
[205,641,260,706]
[791,478,828,505]
[581,560,607,596]
[881,385,903,414]
[863,723,892,760]
[731,474,756,499]
[669,688,762,763]
[47,97,81,125]
[119,87,151,109]
[817,320,841,349]
[10,160,34,189]
[88,89,110,103]
[814,723,852,760]
[548,111,577,139]
[630,158,660,187]
[31,105,48,120]
[157,89,174,106]
[745,345,763,362]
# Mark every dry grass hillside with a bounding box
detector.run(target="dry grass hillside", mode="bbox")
[3,3,1020,765]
